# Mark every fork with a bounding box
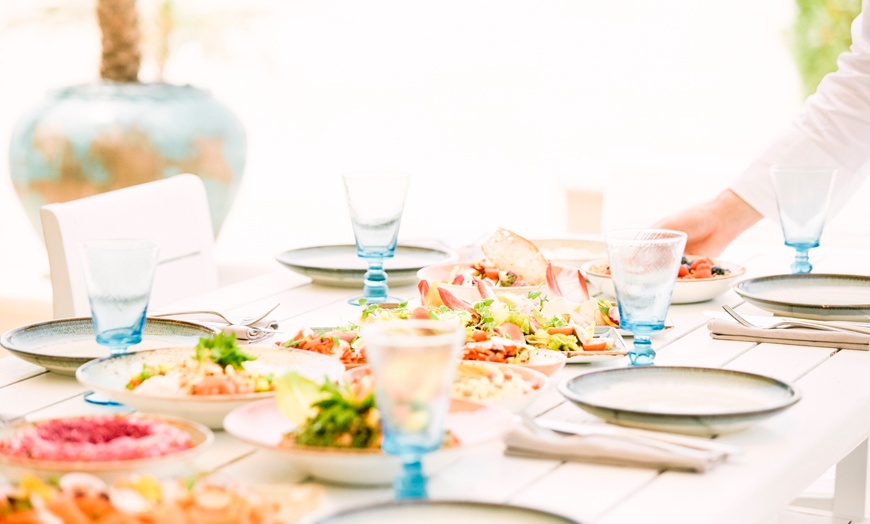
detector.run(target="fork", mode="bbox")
[722,305,870,336]
[152,303,280,326]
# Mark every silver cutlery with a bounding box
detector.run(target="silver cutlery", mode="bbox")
[532,417,743,457]
[722,305,870,336]
[152,303,280,327]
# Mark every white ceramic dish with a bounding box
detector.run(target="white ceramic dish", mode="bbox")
[0,317,220,376]
[276,244,457,287]
[734,274,870,321]
[76,346,345,429]
[299,500,576,524]
[417,260,579,303]
[0,414,213,481]
[223,397,512,486]
[522,348,568,376]
[531,235,607,268]
[581,257,747,304]
[559,366,800,436]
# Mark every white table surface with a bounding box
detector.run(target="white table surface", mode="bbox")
[2,242,869,524]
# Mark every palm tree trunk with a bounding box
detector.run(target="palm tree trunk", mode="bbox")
[97,0,141,82]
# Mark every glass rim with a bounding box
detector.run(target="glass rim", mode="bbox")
[361,319,465,348]
[605,228,687,243]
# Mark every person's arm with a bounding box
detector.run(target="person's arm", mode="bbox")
[655,190,761,256]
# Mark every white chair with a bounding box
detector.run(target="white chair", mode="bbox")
[40,174,218,319]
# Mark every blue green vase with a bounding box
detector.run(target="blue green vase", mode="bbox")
[9,82,246,235]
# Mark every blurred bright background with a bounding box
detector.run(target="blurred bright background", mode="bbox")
[1,0,868,320]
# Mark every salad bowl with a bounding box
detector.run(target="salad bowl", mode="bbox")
[223,397,513,486]
[76,346,345,428]
[582,257,747,304]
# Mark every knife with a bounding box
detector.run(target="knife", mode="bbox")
[535,418,743,456]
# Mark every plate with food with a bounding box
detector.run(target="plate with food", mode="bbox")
[275,244,457,287]
[0,317,220,376]
[559,366,801,435]
[582,255,747,304]
[76,334,345,428]
[733,274,870,321]
[0,471,320,523]
[0,413,212,481]
[223,373,513,486]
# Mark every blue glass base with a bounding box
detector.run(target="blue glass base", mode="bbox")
[394,459,427,500]
[628,334,656,366]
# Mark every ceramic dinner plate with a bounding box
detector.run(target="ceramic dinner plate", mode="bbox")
[0,414,213,482]
[0,317,220,376]
[276,244,457,287]
[734,274,870,321]
[223,397,513,486]
[300,501,577,524]
[559,366,800,435]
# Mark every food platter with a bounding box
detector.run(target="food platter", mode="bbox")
[76,346,345,428]
[276,244,457,287]
[223,397,512,486]
[582,257,747,304]
[734,274,870,321]
[300,501,577,524]
[0,414,213,481]
[559,366,801,435]
[0,317,220,376]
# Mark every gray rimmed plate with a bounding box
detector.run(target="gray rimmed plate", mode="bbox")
[300,501,579,524]
[734,274,870,321]
[276,244,457,287]
[559,366,800,436]
[0,317,220,376]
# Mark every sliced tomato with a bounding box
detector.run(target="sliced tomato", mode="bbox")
[496,322,525,341]
[582,341,609,351]
[471,330,489,342]
[693,267,713,279]
[484,267,500,280]
[677,264,689,278]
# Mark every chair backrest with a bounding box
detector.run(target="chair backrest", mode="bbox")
[40,174,219,318]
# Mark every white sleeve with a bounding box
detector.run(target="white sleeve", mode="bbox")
[731,2,870,220]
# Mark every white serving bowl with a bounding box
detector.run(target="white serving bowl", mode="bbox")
[417,260,582,304]
[581,257,747,304]
[531,235,607,268]
[76,346,345,429]
[223,398,512,486]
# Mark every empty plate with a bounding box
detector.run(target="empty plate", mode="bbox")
[559,366,800,435]
[300,501,578,524]
[276,244,457,287]
[734,274,870,321]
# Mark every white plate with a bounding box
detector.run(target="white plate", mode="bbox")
[223,398,512,486]
[300,501,576,524]
[531,235,607,267]
[559,366,801,435]
[0,318,220,376]
[582,257,747,304]
[76,346,345,429]
[563,327,628,364]
[276,244,457,287]
[0,414,212,481]
[734,274,870,321]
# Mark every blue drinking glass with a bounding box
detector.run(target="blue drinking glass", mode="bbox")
[342,172,410,305]
[771,166,836,274]
[606,229,686,366]
[362,320,464,500]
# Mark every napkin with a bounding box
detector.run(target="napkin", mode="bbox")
[707,319,870,351]
[504,420,727,473]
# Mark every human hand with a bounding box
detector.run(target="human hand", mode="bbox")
[653,190,762,256]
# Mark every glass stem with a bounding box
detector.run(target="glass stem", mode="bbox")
[791,248,813,274]
[363,258,389,303]
[629,334,656,367]
[394,456,427,500]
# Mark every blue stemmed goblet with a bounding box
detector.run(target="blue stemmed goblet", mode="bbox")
[606,229,686,366]
[342,172,410,305]
[771,166,836,274]
[362,319,464,500]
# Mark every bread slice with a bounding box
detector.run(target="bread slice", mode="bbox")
[481,228,548,285]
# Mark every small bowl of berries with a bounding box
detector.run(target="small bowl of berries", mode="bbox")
[581,255,747,304]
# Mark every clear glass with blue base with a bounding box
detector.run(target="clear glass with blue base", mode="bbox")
[771,166,835,274]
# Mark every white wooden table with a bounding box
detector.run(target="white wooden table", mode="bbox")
[3,241,870,524]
